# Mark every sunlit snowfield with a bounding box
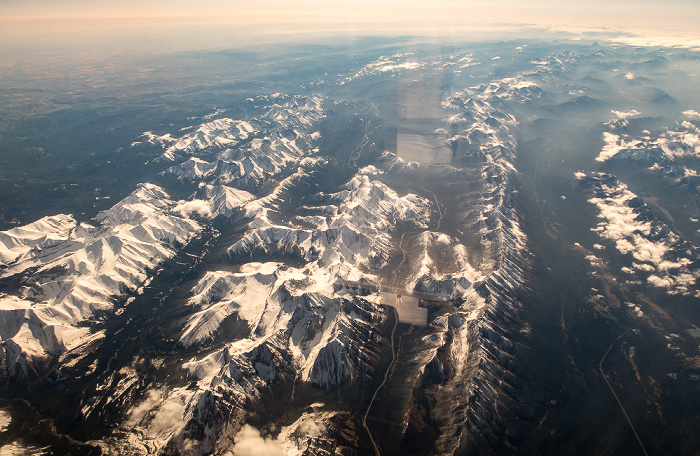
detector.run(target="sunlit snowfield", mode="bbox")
[1,36,700,455]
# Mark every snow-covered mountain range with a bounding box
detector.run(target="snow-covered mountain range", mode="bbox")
[0,184,201,377]
[3,41,698,456]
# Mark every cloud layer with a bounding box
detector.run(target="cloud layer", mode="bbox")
[229,425,284,456]
[579,172,699,297]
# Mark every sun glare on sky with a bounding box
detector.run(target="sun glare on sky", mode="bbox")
[3,0,700,38]
[1,0,700,65]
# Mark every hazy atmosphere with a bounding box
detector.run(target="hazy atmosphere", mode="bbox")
[1,1,700,455]
[3,0,700,43]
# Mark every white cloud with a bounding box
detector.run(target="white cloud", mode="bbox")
[149,396,187,435]
[586,174,698,296]
[126,389,189,437]
[632,262,655,272]
[625,72,635,80]
[683,110,700,119]
[598,120,700,161]
[626,302,644,317]
[230,425,284,456]
[647,274,673,288]
[590,191,651,241]
[597,132,622,162]
[359,165,382,175]
[299,420,325,435]
[596,132,647,162]
[611,109,640,119]
[173,199,212,217]
[437,233,451,245]
[629,235,668,264]
[127,390,161,426]
[611,36,700,52]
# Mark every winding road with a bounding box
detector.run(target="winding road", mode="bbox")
[599,328,649,456]
[362,305,399,456]
[361,184,444,456]
[348,119,372,169]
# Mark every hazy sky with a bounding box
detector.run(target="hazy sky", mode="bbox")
[3,0,700,33]
[2,0,700,58]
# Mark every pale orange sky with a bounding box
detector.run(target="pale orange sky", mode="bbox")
[2,0,700,56]
[2,0,699,33]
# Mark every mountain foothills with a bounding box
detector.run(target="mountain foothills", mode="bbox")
[0,40,699,455]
